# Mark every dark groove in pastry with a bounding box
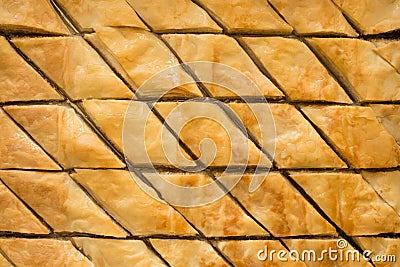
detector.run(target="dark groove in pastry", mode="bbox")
[281,171,377,267]
[49,0,79,35]
[328,0,363,35]
[69,237,94,264]
[0,179,53,233]
[142,238,172,267]
[1,106,63,170]
[190,0,229,33]
[68,175,132,237]
[0,247,16,267]
[0,100,66,106]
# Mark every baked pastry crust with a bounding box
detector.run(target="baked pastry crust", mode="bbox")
[72,169,197,235]
[217,240,306,266]
[4,105,124,169]
[0,181,49,234]
[309,38,400,101]
[0,0,69,35]
[82,100,196,167]
[228,103,346,168]
[0,253,11,267]
[0,238,93,267]
[0,37,61,103]
[0,170,127,236]
[163,34,283,98]
[155,102,271,167]
[332,0,400,34]
[302,106,400,168]
[73,238,166,266]
[224,172,336,236]
[362,171,400,215]
[373,41,400,71]
[12,36,133,100]
[0,109,59,170]
[150,239,227,267]
[126,0,221,32]
[269,0,357,36]
[242,37,351,102]
[291,172,400,235]
[198,0,292,34]
[371,104,400,143]
[89,27,202,98]
[56,0,147,32]
[153,172,267,236]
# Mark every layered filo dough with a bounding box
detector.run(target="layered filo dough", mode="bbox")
[86,27,202,98]
[150,239,228,267]
[302,106,400,168]
[0,37,61,103]
[4,105,124,169]
[356,237,400,267]
[163,34,283,98]
[269,0,357,36]
[0,239,93,267]
[197,0,292,34]
[308,38,400,101]
[55,0,147,32]
[370,104,400,143]
[290,172,400,235]
[81,100,196,167]
[373,40,400,72]
[125,0,221,32]
[73,238,166,266]
[332,0,400,34]
[71,169,197,235]
[0,170,127,236]
[0,0,69,34]
[241,37,351,102]
[12,36,133,100]
[217,172,336,236]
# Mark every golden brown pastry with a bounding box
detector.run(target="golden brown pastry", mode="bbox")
[217,240,306,266]
[73,238,166,266]
[0,253,11,267]
[269,0,357,35]
[55,0,147,32]
[0,238,93,267]
[0,36,61,103]
[0,170,127,236]
[87,27,202,98]
[155,102,271,167]
[228,103,346,168]
[291,172,400,235]
[302,106,400,168]
[222,172,336,236]
[0,0,69,34]
[242,37,351,102]
[0,109,60,170]
[371,104,400,143]
[0,181,49,234]
[284,239,371,267]
[4,105,124,169]
[150,239,227,267]
[362,171,400,215]
[152,172,267,236]
[12,36,133,100]
[82,100,196,167]
[373,41,400,71]
[197,0,292,33]
[356,237,400,267]
[126,0,221,32]
[72,169,197,235]
[332,0,400,34]
[164,34,283,98]
[308,38,400,101]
